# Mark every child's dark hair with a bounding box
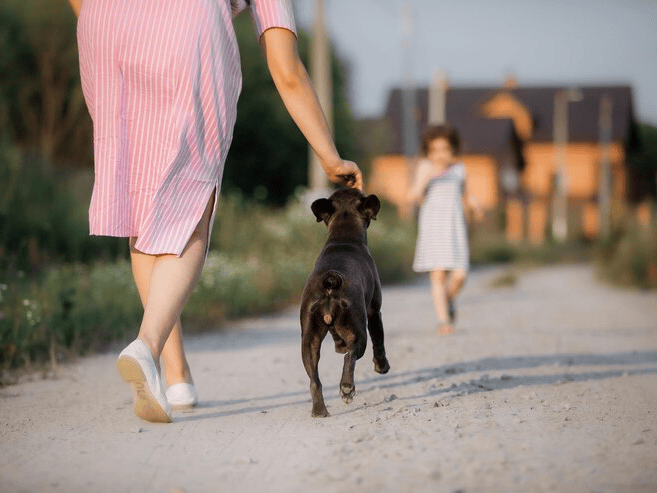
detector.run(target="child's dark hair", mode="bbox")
[421,125,460,156]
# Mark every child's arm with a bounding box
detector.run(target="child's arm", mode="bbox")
[406,160,433,206]
[463,180,484,222]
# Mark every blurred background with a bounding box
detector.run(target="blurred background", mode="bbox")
[1,0,655,374]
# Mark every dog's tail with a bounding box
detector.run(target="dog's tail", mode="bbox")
[322,271,342,294]
[314,271,349,325]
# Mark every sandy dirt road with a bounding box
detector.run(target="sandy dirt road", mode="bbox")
[1,263,657,493]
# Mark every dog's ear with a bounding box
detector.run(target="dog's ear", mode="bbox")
[359,194,380,221]
[311,198,335,223]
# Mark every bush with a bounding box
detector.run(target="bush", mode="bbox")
[0,262,142,371]
[1,192,418,374]
[596,212,657,289]
[0,148,126,273]
[470,238,518,265]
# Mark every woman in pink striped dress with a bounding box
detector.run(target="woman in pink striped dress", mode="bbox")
[68,0,362,423]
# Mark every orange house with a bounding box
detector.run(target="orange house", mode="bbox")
[368,81,641,244]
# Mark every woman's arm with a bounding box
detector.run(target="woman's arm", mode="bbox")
[259,27,362,190]
[68,0,82,16]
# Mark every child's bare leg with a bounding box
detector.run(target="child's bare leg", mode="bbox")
[429,269,450,324]
[447,268,467,301]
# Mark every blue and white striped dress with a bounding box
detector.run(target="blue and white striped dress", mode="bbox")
[413,162,469,272]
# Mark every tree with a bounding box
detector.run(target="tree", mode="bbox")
[224,13,356,205]
[0,2,357,203]
[628,123,657,203]
[0,0,92,167]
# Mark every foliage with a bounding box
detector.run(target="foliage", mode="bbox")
[0,0,92,166]
[637,123,657,160]
[596,211,657,289]
[470,237,518,265]
[0,1,358,205]
[224,14,357,205]
[628,124,657,202]
[0,148,125,273]
[470,233,595,267]
[1,194,418,374]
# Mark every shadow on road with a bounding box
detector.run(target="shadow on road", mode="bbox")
[174,350,657,422]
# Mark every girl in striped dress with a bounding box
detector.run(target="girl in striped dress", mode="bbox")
[407,125,482,336]
[68,0,362,423]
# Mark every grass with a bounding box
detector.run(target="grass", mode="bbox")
[595,211,657,289]
[0,193,417,378]
[488,271,519,289]
[5,171,651,380]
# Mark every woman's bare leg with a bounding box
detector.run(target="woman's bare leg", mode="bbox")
[129,243,192,386]
[160,324,192,386]
[132,196,214,363]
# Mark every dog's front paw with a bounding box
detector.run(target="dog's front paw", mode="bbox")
[374,357,390,374]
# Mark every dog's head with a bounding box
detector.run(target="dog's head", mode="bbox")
[311,188,380,229]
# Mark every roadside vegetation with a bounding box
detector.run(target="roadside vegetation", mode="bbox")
[1,1,655,380]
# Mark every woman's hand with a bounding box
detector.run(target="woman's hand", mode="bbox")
[322,159,363,190]
[260,28,363,190]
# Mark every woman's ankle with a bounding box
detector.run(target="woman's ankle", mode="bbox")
[164,365,193,387]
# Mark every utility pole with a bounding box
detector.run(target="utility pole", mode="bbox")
[551,88,582,242]
[401,2,418,158]
[598,94,613,239]
[428,69,447,125]
[309,0,332,191]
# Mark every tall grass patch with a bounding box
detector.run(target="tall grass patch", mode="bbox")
[1,192,418,375]
[596,212,657,289]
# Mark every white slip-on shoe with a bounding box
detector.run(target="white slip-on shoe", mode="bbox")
[117,339,172,423]
[165,383,198,410]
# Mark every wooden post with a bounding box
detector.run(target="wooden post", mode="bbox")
[552,91,569,242]
[429,70,447,125]
[551,88,582,242]
[308,0,332,191]
[400,2,418,158]
[598,94,613,239]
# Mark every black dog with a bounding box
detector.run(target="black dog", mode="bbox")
[300,188,390,417]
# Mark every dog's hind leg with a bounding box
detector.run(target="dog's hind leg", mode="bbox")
[301,324,330,417]
[339,330,366,404]
[340,351,357,404]
[368,310,390,374]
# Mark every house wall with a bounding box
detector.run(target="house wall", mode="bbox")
[522,142,625,198]
[461,155,498,209]
[368,142,629,245]
[521,142,627,243]
[481,92,533,140]
[368,154,500,219]
[368,155,411,215]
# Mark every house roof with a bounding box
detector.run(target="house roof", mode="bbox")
[383,84,639,156]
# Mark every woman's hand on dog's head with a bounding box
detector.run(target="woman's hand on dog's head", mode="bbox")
[324,159,363,191]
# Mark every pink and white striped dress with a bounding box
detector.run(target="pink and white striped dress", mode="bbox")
[77,0,296,255]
